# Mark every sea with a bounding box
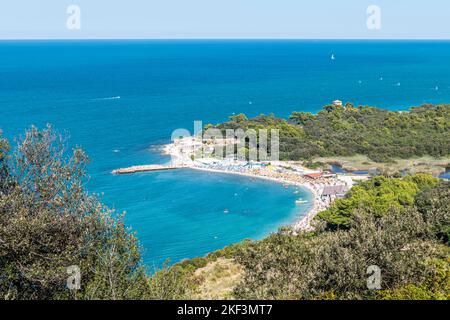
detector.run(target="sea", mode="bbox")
[1,40,449,268]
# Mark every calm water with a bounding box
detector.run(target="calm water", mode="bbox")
[440,170,450,180]
[1,40,449,267]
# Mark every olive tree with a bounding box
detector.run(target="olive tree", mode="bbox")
[0,125,150,299]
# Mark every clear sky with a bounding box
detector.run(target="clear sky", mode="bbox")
[0,0,449,40]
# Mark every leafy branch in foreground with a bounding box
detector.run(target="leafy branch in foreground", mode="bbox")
[0,126,190,300]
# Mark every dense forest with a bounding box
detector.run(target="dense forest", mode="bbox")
[1,126,448,300]
[213,103,450,162]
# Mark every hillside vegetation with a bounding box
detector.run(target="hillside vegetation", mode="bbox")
[1,125,448,300]
[214,103,450,163]
[0,127,191,300]
[179,176,449,300]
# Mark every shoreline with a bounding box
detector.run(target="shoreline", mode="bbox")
[112,140,354,232]
[187,166,322,232]
[160,139,338,231]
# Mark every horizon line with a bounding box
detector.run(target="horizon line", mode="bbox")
[1,37,450,41]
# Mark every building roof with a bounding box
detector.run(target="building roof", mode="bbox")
[322,185,348,196]
[304,172,323,179]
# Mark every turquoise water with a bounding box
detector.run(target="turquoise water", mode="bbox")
[1,40,450,267]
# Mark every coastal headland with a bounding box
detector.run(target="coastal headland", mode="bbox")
[112,103,449,231]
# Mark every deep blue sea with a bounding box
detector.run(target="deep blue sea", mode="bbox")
[1,40,450,268]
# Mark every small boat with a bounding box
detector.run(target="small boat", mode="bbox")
[331,54,335,60]
[293,190,299,194]
[295,199,308,205]
[224,209,229,214]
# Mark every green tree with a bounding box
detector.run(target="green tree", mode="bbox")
[235,207,448,300]
[216,104,450,162]
[0,130,10,193]
[316,174,439,230]
[229,113,248,123]
[414,181,450,244]
[289,112,313,125]
[0,126,151,299]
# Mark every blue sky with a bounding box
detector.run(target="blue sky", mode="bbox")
[0,0,449,39]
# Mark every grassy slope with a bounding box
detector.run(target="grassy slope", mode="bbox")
[191,258,243,300]
[312,155,450,176]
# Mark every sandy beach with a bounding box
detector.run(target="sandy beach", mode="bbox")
[160,139,351,231]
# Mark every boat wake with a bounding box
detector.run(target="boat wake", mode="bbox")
[93,96,121,101]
